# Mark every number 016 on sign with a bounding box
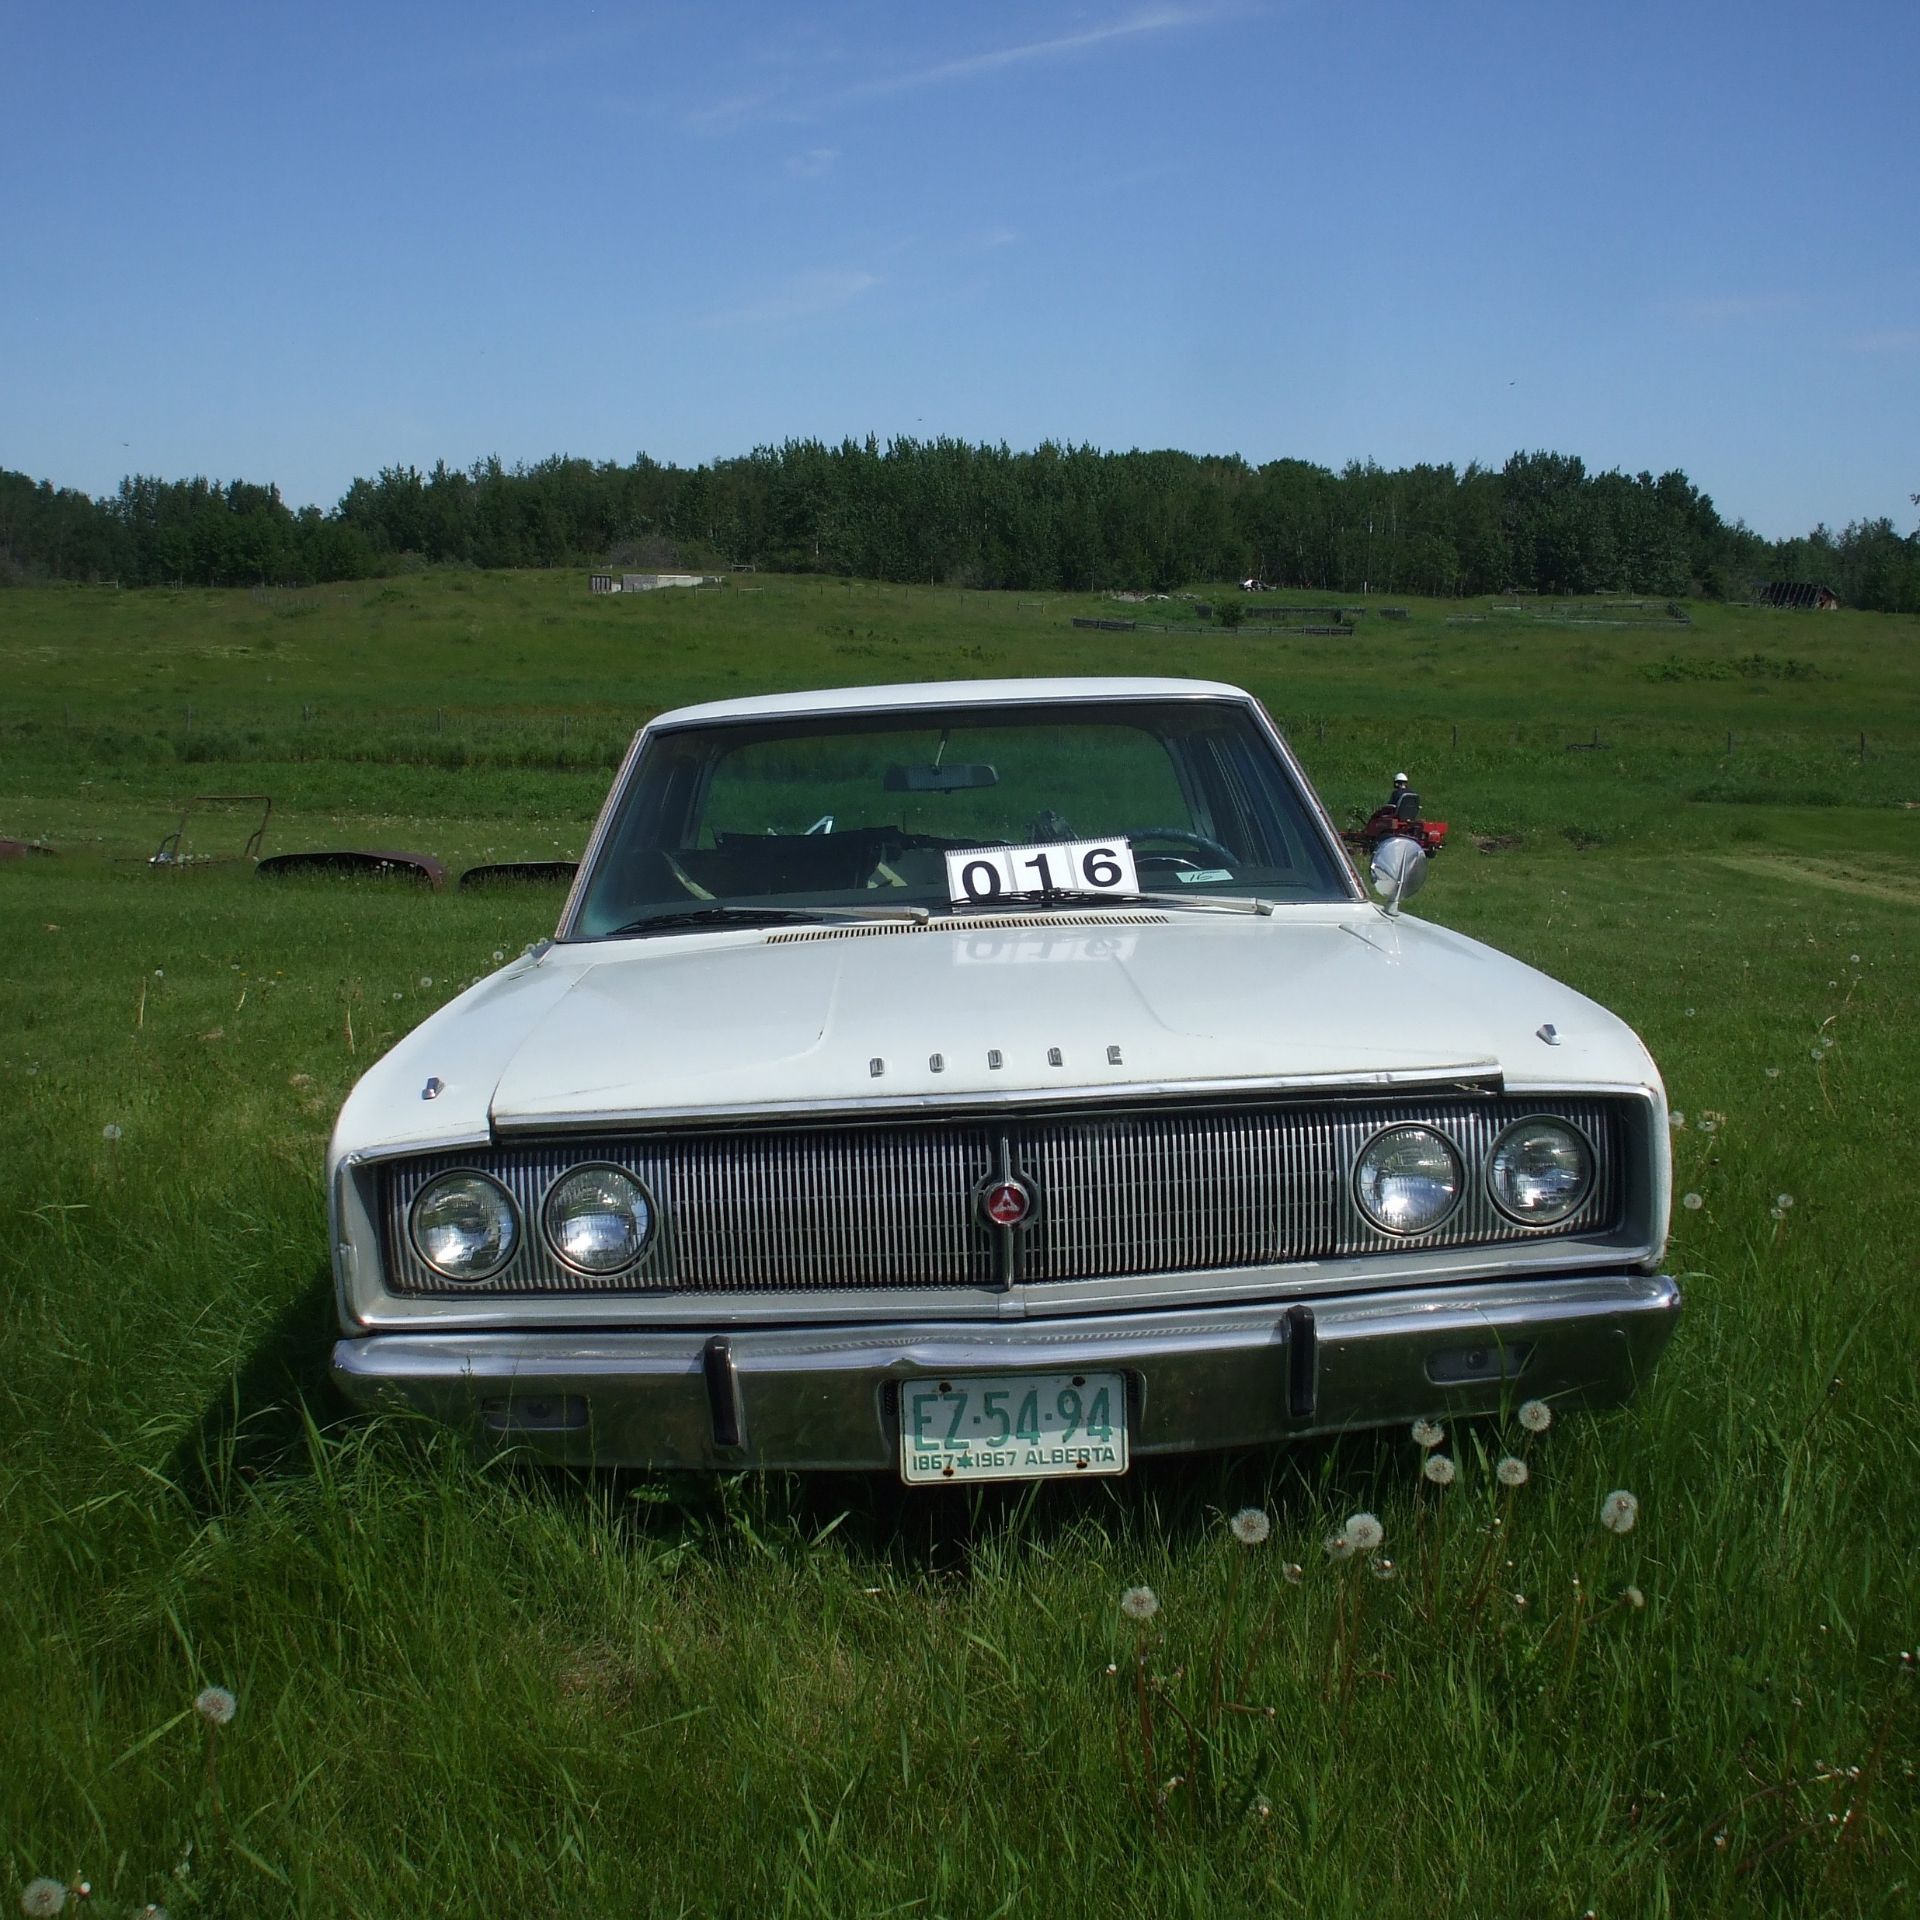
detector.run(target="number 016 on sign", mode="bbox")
[900,1371,1129,1484]
[944,838,1139,907]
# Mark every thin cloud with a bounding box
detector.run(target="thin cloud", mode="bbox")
[689,6,1231,130]
[704,268,881,329]
[1849,327,1920,352]
[785,146,840,179]
[1670,291,1802,326]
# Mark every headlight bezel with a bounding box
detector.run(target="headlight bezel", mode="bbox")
[1352,1123,1465,1237]
[1485,1115,1596,1228]
[408,1168,521,1283]
[540,1161,658,1276]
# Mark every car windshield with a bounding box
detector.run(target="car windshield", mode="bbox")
[568,697,1351,938]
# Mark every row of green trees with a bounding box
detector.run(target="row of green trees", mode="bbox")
[3,443,1916,609]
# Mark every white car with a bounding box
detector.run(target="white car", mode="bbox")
[328,678,1678,1482]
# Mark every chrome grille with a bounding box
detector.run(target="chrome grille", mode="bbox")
[380,1097,1623,1297]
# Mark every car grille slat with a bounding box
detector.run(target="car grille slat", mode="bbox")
[380,1098,1627,1296]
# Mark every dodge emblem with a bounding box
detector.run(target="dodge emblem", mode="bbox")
[981,1176,1034,1229]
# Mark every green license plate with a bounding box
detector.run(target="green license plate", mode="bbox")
[899,1370,1129,1485]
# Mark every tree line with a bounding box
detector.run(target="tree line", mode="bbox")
[3,441,1916,610]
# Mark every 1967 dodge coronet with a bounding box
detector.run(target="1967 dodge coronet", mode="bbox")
[328,678,1678,1481]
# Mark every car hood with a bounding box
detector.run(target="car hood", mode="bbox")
[331,908,1663,1158]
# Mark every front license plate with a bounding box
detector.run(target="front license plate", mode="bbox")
[899,1371,1129,1485]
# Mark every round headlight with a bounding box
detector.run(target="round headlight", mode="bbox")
[1356,1126,1462,1235]
[1489,1118,1592,1225]
[543,1164,654,1274]
[410,1171,518,1281]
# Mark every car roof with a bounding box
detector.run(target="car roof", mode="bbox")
[648,677,1258,729]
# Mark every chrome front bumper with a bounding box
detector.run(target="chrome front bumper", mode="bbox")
[331,1271,1680,1470]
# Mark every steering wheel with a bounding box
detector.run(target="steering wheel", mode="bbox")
[1121,826,1237,868]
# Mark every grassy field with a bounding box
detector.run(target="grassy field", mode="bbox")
[2,572,1917,1917]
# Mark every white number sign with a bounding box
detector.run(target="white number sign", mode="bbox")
[943,837,1139,907]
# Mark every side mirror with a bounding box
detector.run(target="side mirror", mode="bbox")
[1370,834,1428,915]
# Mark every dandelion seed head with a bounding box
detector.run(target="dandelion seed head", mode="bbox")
[418,976,432,990]
[1343,1512,1384,1553]
[392,990,403,1001]
[1682,1192,1703,1211]
[492,949,507,963]
[1411,1416,1444,1448]
[1518,1398,1552,1433]
[1850,953,1860,965]
[1811,1047,1824,1062]
[1828,980,1837,989]
[1370,1556,1397,1580]
[1684,1007,1695,1018]
[193,1685,236,1726]
[152,968,165,980]
[1324,1530,1354,1561]
[1422,1453,1457,1487]
[20,1882,66,1918]
[1765,1066,1780,1078]
[101,1124,122,1142]
[1669,1110,1686,1129]
[1282,1562,1304,1584]
[1623,1585,1645,1610]
[1770,1206,1786,1221]
[1119,1585,1159,1622]
[1776,1193,1794,1210]
[1697,1117,1717,1135]
[1496,1456,1529,1488]
[1229,1507,1271,1546]
[1600,1489,1640,1535]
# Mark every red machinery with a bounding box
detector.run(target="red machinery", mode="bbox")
[1343,776,1448,861]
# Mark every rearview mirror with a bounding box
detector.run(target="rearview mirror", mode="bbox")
[884,763,999,793]
[1370,834,1429,915]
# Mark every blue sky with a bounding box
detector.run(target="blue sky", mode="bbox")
[3,0,1915,538]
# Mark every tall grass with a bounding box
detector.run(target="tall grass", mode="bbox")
[1,573,1916,1914]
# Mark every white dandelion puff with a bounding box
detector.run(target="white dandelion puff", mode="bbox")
[1849,953,1860,964]
[1682,1192,1703,1211]
[194,1685,237,1726]
[1600,1489,1640,1534]
[20,1882,66,1918]
[1827,980,1837,989]
[1669,1111,1686,1129]
[419,976,433,989]
[1765,1066,1780,1078]
[1770,1206,1786,1221]
[1229,1507,1271,1546]
[101,1123,123,1142]
[1370,1556,1397,1580]
[1423,1453,1457,1487]
[152,968,165,980]
[1518,1398,1552,1433]
[392,990,403,1002]
[1282,1562,1304,1584]
[1776,1193,1794,1210]
[1411,1416,1444,1448]
[1324,1530,1354,1561]
[1119,1585,1159,1622]
[492,948,507,963]
[1810,1047,1824,1062]
[1343,1512,1384,1553]
[1496,1456,1529,1488]
[1623,1585,1645,1610]
[1697,1118,1717,1134]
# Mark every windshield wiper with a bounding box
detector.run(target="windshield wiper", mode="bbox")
[938,890,1273,917]
[601,903,930,939]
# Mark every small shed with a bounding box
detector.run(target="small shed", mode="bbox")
[588,572,620,594]
[1756,581,1839,610]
